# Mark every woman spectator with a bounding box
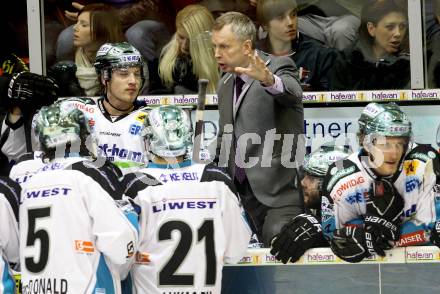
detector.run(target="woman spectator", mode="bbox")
[330,0,410,90]
[51,4,125,96]
[56,1,172,66]
[155,4,219,94]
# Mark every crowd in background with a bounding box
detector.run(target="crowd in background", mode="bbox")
[3,0,440,95]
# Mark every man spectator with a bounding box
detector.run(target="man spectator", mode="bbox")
[211,11,304,246]
[256,0,339,91]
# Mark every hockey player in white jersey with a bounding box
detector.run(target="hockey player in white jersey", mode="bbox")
[322,105,440,262]
[10,101,122,190]
[270,145,351,264]
[265,102,390,264]
[0,176,20,294]
[20,103,138,293]
[3,42,148,172]
[57,42,149,173]
[121,105,252,294]
[270,102,399,264]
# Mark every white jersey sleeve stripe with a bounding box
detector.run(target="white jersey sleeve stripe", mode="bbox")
[94,255,117,294]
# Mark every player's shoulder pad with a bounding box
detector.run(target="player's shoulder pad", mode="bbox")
[99,159,123,179]
[405,144,439,163]
[323,158,359,195]
[64,96,97,105]
[131,109,149,125]
[121,172,161,199]
[69,160,123,200]
[201,163,238,196]
[0,176,20,221]
[136,105,150,114]
[14,152,36,165]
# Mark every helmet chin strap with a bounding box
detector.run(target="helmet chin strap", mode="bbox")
[104,95,134,112]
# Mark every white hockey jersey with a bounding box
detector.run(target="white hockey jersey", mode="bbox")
[9,151,45,185]
[57,97,149,174]
[0,177,20,294]
[10,152,123,197]
[0,116,27,164]
[122,161,252,294]
[322,144,440,246]
[20,157,138,294]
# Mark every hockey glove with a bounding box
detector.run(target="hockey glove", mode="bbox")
[270,214,327,264]
[48,61,83,97]
[330,226,378,263]
[7,71,59,116]
[364,179,404,253]
[430,220,440,247]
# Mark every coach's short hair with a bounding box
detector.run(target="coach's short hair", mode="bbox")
[213,12,256,48]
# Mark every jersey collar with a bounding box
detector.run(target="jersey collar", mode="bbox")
[358,148,402,182]
[147,159,193,169]
[97,97,139,123]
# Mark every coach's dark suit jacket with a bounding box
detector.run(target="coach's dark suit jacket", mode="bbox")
[216,52,304,208]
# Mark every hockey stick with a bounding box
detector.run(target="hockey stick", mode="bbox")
[192,79,209,163]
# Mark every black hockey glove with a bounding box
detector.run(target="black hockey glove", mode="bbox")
[364,179,404,254]
[330,226,377,263]
[7,71,59,116]
[48,61,83,97]
[430,220,440,247]
[270,214,327,264]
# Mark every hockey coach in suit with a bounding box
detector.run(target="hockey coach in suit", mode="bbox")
[212,11,305,246]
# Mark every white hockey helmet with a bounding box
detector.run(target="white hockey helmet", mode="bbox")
[304,145,351,178]
[35,102,96,157]
[142,105,192,158]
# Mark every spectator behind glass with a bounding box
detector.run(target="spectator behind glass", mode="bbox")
[294,0,362,51]
[50,4,125,97]
[56,1,171,65]
[0,20,29,79]
[426,0,440,88]
[256,0,339,91]
[330,0,410,90]
[197,0,255,18]
[156,4,219,94]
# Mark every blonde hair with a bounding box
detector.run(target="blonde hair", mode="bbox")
[159,5,219,93]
